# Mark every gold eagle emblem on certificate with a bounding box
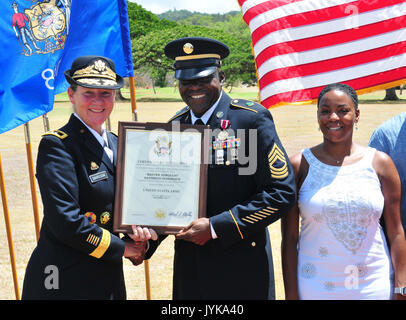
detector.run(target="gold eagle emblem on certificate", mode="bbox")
[155,209,166,219]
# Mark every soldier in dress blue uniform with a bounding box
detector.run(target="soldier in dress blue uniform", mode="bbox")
[22,56,154,299]
[146,37,296,299]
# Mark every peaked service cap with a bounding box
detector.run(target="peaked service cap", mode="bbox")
[64,55,124,90]
[164,37,230,80]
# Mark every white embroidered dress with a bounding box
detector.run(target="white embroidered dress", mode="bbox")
[297,147,393,299]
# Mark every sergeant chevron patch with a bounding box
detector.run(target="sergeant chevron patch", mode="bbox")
[268,143,288,179]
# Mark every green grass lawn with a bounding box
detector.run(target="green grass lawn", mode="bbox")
[54,86,406,104]
[54,86,259,102]
[119,86,260,102]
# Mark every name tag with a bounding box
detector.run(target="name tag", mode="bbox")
[89,171,108,183]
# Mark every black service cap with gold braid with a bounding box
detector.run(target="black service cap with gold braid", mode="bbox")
[64,55,124,90]
[164,37,230,80]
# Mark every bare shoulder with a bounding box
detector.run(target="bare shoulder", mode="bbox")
[372,148,397,178]
[289,151,309,188]
[289,151,304,173]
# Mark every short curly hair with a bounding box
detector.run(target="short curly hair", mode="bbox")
[317,83,358,110]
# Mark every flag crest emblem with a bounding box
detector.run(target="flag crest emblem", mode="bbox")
[1,0,134,134]
[25,1,66,42]
[12,0,70,56]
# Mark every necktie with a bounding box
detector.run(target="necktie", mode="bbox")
[194,119,204,125]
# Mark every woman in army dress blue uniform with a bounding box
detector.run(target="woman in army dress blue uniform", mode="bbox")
[22,56,153,299]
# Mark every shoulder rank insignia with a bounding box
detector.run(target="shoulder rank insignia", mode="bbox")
[268,143,289,179]
[167,106,190,122]
[42,130,68,139]
[230,99,259,113]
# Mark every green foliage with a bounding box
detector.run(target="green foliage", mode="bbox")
[127,2,256,88]
[159,9,240,22]
[127,2,177,38]
[160,10,240,27]
[158,9,198,21]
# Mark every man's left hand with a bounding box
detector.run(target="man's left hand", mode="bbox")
[176,218,212,246]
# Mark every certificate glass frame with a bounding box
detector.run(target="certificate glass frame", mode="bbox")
[113,121,208,235]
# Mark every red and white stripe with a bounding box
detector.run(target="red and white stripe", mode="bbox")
[239,0,406,108]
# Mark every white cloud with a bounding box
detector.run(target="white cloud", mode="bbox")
[130,0,241,14]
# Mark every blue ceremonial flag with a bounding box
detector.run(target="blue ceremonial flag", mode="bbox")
[0,0,134,134]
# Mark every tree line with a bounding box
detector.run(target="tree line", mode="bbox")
[128,2,256,90]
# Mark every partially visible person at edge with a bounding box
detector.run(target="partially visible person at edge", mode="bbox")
[281,83,406,300]
[142,37,296,300]
[22,55,156,300]
[369,109,406,235]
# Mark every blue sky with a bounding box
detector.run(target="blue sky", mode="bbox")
[130,0,241,14]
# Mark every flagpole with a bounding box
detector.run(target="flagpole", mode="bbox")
[129,77,138,121]
[0,152,20,300]
[127,76,152,299]
[144,259,151,299]
[24,123,41,242]
[42,114,50,132]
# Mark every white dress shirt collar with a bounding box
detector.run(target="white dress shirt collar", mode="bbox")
[73,113,108,147]
[190,91,223,125]
[74,113,114,163]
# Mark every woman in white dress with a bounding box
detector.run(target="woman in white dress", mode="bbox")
[281,83,406,300]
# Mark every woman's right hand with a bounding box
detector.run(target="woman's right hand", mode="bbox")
[127,225,158,242]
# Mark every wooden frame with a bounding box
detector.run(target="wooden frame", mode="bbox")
[113,121,209,235]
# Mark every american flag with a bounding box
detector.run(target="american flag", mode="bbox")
[239,0,406,108]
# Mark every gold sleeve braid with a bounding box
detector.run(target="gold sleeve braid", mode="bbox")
[89,228,111,259]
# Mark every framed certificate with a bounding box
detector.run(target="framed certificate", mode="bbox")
[113,121,209,235]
